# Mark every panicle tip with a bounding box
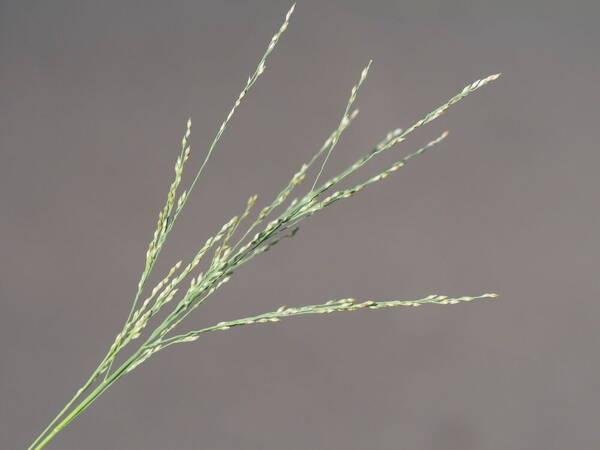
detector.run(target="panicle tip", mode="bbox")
[287,3,296,19]
[483,73,502,83]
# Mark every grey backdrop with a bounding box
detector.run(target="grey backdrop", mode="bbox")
[2,1,599,449]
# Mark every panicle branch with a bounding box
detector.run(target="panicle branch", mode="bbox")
[151,293,498,349]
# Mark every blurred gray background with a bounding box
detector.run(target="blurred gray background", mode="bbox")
[2,0,599,449]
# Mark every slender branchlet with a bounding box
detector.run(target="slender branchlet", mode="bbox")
[151,293,498,350]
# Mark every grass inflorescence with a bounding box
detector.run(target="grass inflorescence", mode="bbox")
[27,4,499,449]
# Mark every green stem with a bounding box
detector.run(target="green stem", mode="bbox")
[27,373,97,450]
[27,350,142,450]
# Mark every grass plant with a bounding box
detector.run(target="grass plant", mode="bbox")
[27,5,499,449]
